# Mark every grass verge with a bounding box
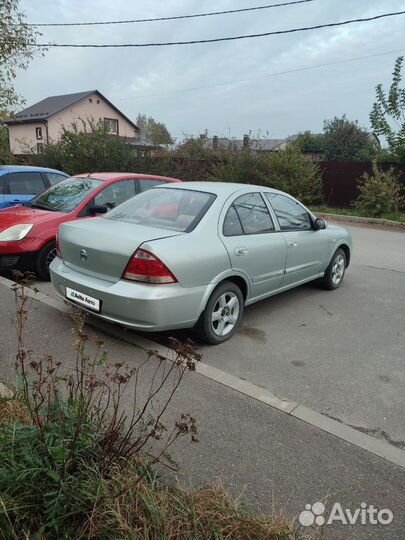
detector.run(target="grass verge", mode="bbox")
[310,205,405,223]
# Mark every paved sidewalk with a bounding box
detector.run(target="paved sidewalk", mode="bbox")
[1,284,405,539]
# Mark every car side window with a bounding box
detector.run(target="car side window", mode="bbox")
[44,172,66,186]
[137,179,166,192]
[7,172,46,195]
[223,204,243,236]
[94,179,136,210]
[265,193,312,231]
[224,193,274,236]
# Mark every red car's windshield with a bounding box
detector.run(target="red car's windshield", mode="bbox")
[29,177,103,213]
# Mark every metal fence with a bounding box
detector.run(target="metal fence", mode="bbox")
[320,161,405,207]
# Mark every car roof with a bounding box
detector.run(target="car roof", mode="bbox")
[75,172,181,182]
[0,165,67,175]
[158,181,285,196]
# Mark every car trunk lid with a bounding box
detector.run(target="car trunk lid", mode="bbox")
[58,218,182,282]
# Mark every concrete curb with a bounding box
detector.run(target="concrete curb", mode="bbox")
[317,212,405,230]
[1,274,405,469]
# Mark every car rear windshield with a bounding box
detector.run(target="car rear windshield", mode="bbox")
[105,187,215,232]
[29,177,103,213]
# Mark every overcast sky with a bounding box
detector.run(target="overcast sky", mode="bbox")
[15,0,405,141]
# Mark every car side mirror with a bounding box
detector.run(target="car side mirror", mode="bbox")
[314,217,327,230]
[88,204,108,216]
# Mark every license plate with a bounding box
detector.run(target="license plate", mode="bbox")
[66,287,101,313]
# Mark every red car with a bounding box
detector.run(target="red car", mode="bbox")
[0,172,181,280]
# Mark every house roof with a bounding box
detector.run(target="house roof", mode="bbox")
[201,135,298,151]
[3,90,139,131]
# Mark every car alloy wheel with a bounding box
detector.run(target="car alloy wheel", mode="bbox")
[319,247,347,290]
[46,247,57,268]
[210,291,240,337]
[331,253,345,286]
[197,281,244,344]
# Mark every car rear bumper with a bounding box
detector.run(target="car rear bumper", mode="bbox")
[49,257,209,331]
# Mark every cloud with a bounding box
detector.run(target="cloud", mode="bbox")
[15,0,405,139]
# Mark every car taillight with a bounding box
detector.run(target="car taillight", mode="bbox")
[122,248,177,284]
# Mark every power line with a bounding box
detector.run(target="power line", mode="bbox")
[25,11,405,48]
[25,0,315,27]
[114,49,405,101]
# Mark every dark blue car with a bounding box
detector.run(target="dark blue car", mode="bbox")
[0,165,68,209]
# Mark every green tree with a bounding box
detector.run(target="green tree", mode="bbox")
[322,115,377,161]
[0,0,42,110]
[294,131,324,154]
[136,114,174,146]
[370,56,405,162]
[0,124,15,164]
[0,110,15,164]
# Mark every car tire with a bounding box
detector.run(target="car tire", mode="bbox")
[319,247,347,290]
[197,281,244,345]
[35,241,57,281]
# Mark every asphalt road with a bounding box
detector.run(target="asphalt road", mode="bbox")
[195,223,405,447]
[30,223,405,448]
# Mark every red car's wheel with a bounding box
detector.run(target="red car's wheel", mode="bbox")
[35,241,56,281]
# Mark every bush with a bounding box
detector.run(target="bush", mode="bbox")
[33,120,134,174]
[210,145,323,204]
[210,148,271,185]
[31,124,322,204]
[354,162,405,217]
[265,145,323,205]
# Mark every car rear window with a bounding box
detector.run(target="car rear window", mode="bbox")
[29,177,103,213]
[137,178,166,192]
[105,187,215,232]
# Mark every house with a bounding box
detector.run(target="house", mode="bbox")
[202,132,380,161]
[199,134,298,153]
[3,90,140,155]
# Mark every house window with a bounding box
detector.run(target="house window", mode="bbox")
[36,143,44,154]
[35,127,42,140]
[104,118,119,135]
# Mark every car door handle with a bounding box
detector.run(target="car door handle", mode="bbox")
[287,241,298,248]
[235,247,248,256]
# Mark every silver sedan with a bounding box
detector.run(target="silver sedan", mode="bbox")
[50,182,352,344]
